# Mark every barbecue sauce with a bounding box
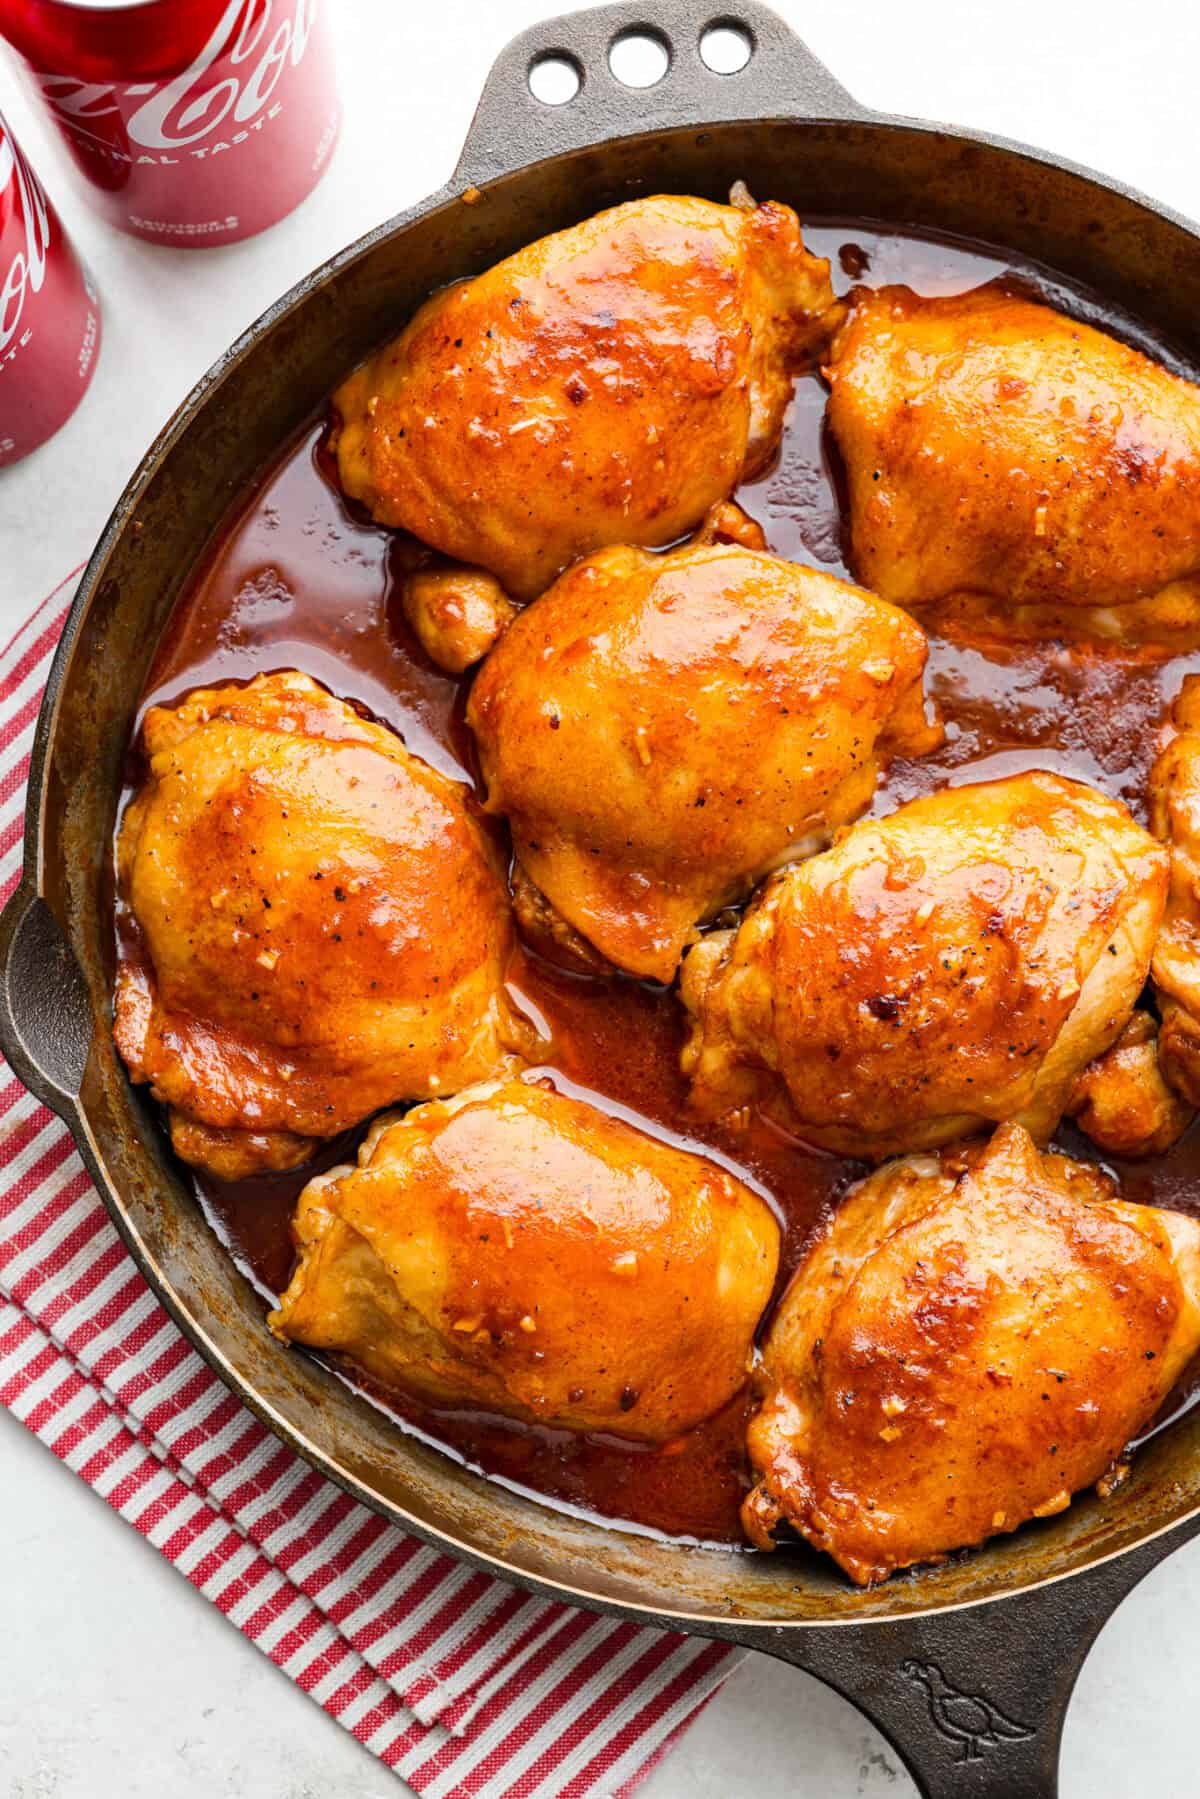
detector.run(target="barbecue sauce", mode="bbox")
[126,222,1200,1546]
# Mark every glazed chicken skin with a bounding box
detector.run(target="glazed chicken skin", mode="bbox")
[333,192,836,621]
[270,1078,780,1441]
[681,771,1167,1158]
[1149,675,1200,1101]
[827,284,1200,636]
[1065,1012,1193,1159]
[400,563,518,677]
[741,1124,1200,1585]
[114,672,525,1180]
[468,535,937,981]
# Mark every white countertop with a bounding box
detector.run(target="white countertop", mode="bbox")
[4,2,1200,1793]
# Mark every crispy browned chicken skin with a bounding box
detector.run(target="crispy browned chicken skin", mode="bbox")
[742,1124,1200,1584]
[681,771,1166,1158]
[468,537,936,981]
[827,284,1200,636]
[270,1078,779,1441]
[333,194,836,606]
[114,673,524,1179]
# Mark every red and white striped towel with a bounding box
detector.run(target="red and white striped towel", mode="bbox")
[0,575,739,1799]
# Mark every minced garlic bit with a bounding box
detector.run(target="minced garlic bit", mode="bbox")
[1097,1461,1130,1500]
[256,948,280,971]
[612,1251,638,1275]
[452,1314,481,1334]
[519,1314,538,1334]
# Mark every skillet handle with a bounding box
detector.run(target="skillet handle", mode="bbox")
[739,1517,1200,1799]
[0,879,92,1120]
[452,0,866,192]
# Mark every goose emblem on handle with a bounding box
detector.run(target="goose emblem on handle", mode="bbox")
[900,1659,1034,1763]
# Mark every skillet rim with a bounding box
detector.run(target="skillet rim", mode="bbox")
[10,78,1200,1632]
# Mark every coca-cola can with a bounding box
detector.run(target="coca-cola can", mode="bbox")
[0,0,340,247]
[0,107,100,467]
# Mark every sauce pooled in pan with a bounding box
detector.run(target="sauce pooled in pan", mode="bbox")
[120,222,1200,1546]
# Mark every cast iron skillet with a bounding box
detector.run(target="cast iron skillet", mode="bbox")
[4,4,1200,1792]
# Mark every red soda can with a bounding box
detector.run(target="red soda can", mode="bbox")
[0,0,340,247]
[0,107,100,467]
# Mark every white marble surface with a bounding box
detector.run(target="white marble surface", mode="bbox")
[3,1,1200,1793]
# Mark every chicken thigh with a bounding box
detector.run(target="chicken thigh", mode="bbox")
[270,1077,779,1441]
[826,285,1200,638]
[681,771,1166,1158]
[333,193,836,614]
[114,672,525,1180]
[468,538,936,981]
[741,1124,1200,1584]
[1149,675,1200,1101]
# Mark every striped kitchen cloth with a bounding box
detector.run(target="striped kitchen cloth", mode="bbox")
[0,574,739,1798]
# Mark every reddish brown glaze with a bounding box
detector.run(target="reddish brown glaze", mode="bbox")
[269,1080,780,1443]
[469,538,935,980]
[115,670,523,1180]
[140,427,472,784]
[330,195,836,601]
[680,771,1167,1159]
[743,1125,1200,1585]
[128,223,1200,1547]
[827,284,1200,619]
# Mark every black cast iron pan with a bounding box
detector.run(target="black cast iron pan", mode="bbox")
[4,4,1200,1792]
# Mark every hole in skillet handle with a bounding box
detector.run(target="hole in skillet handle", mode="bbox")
[608,27,671,88]
[527,18,757,110]
[528,51,583,106]
[699,18,754,74]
